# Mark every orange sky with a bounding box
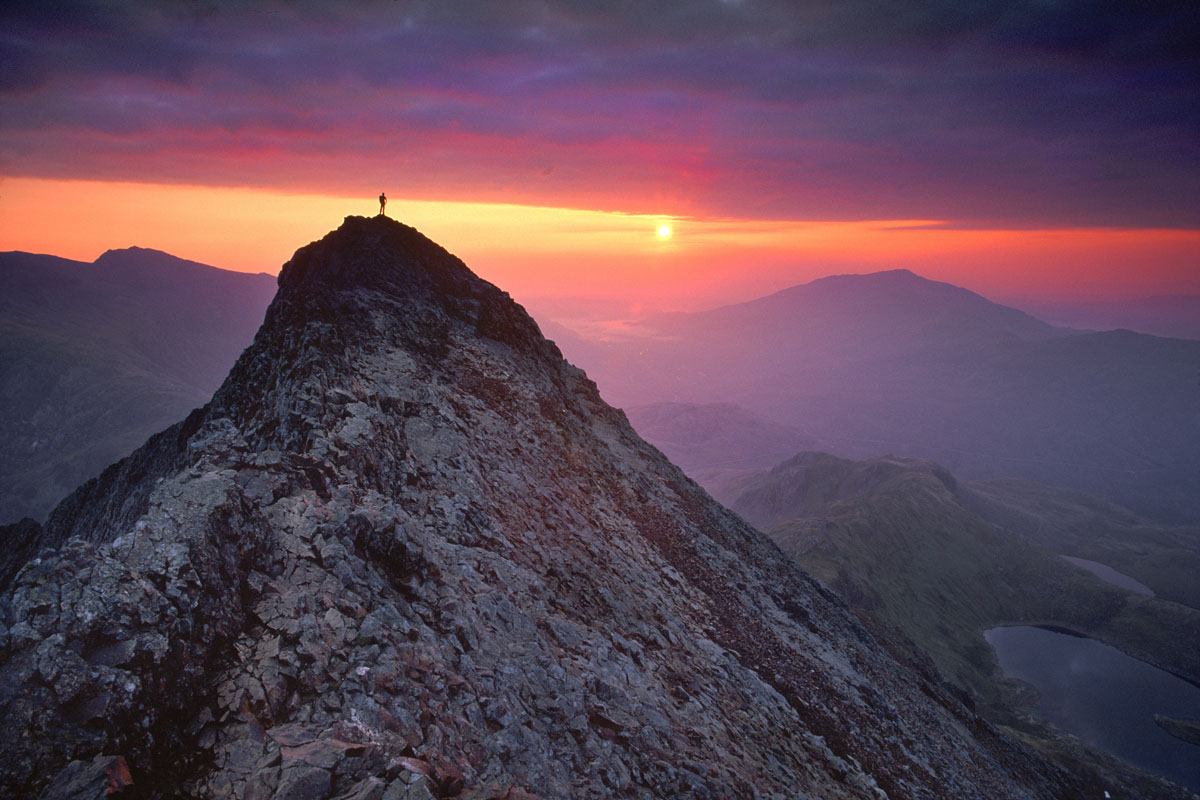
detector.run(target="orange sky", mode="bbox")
[3,3,1197,318]
[2,178,1198,313]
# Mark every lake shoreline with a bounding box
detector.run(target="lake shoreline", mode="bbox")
[986,625,1200,793]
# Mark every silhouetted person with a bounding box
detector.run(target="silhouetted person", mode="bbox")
[378,192,387,216]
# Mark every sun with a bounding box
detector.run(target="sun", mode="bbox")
[656,224,672,239]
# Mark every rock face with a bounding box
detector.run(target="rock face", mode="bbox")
[0,216,1078,798]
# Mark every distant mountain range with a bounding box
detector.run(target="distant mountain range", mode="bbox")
[552,270,1200,523]
[0,248,275,522]
[6,254,1196,528]
[1020,295,1200,340]
[623,402,816,504]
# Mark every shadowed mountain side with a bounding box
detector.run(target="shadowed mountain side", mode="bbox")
[0,249,276,522]
[728,451,1200,797]
[960,478,1200,612]
[1,217,1098,799]
[550,271,1200,523]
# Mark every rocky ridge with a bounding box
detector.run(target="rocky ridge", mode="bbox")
[1,216,1081,798]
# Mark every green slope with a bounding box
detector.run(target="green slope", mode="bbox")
[730,452,1200,705]
[729,451,1200,796]
[962,477,1200,611]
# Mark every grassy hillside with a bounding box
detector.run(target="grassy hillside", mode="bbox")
[730,453,1200,707]
[962,478,1200,610]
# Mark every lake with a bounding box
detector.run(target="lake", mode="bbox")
[985,625,1200,792]
[1060,555,1154,596]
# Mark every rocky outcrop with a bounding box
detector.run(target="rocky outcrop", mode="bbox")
[0,517,42,592]
[1,216,1079,798]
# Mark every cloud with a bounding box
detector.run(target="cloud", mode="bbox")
[1,0,1197,226]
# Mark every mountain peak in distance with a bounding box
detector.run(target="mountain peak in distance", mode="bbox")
[93,246,273,283]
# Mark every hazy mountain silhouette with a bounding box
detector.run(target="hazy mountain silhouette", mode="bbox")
[0,248,275,523]
[624,402,817,504]
[1021,295,1200,340]
[2,216,1101,799]
[552,270,1200,522]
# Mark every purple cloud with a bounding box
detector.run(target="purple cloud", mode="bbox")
[1,0,1196,226]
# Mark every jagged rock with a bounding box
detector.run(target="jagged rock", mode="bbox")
[0,517,42,591]
[39,754,133,799]
[0,216,1092,798]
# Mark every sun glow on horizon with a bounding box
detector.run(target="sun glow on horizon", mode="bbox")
[2,177,1198,313]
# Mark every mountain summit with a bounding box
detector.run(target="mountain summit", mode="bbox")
[554,267,1200,522]
[2,216,1079,798]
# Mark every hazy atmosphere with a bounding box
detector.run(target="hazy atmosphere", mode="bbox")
[2,3,1199,799]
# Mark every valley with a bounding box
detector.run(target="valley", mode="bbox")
[629,416,1200,795]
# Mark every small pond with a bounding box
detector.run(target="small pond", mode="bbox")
[985,625,1200,792]
[1060,555,1154,596]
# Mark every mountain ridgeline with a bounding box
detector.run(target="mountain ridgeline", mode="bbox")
[2,216,1102,799]
[552,270,1200,523]
[0,248,276,523]
[721,450,1200,796]
[1024,295,1200,341]
[726,451,1200,700]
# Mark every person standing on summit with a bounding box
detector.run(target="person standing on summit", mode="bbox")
[378,192,387,216]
